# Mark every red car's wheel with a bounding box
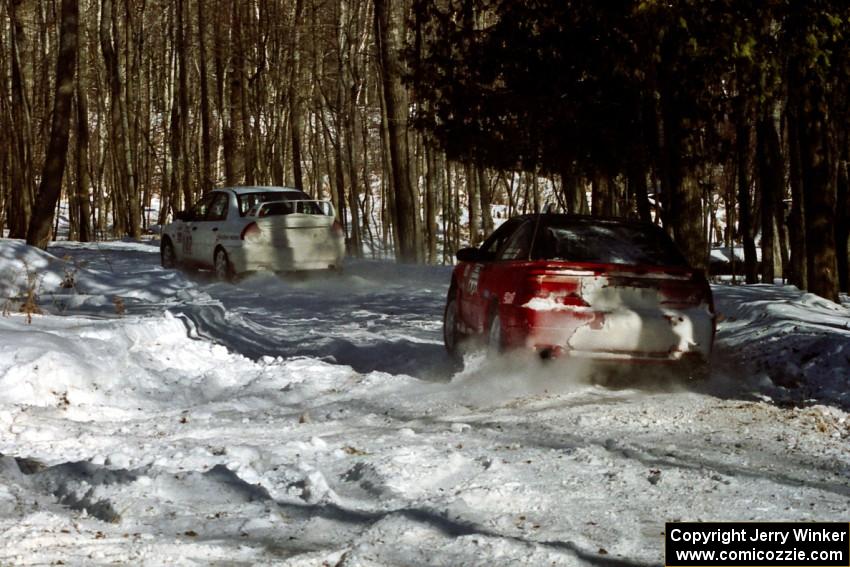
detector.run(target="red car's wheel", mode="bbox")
[487,310,505,353]
[443,296,465,357]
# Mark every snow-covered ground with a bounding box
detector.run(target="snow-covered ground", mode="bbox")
[0,238,849,566]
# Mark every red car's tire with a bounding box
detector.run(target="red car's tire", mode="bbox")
[443,296,466,357]
[487,310,505,353]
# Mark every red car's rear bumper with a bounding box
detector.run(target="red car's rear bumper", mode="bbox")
[501,303,715,362]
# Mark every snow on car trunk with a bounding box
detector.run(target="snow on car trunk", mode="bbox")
[232,199,344,273]
[520,264,714,360]
[250,213,340,265]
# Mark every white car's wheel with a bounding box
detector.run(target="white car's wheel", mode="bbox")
[161,239,177,269]
[214,248,234,282]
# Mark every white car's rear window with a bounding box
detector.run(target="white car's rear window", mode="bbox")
[237,191,310,216]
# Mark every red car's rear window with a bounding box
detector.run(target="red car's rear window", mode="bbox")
[535,220,687,267]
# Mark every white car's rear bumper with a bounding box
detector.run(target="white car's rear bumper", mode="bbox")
[227,239,345,273]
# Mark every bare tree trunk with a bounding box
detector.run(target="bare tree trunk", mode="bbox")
[796,80,839,301]
[238,5,255,186]
[120,2,141,237]
[530,172,540,213]
[100,0,139,237]
[627,162,651,222]
[663,104,707,269]
[0,20,9,236]
[197,0,213,193]
[378,98,395,249]
[561,163,588,215]
[837,157,850,293]
[591,173,606,216]
[75,41,92,242]
[422,144,438,263]
[477,163,493,235]
[6,0,35,238]
[167,7,182,213]
[320,123,342,224]
[213,0,233,185]
[177,0,191,205]
[360,73,374,253]
[288,0,304,190]
[786,106,807,289]
[333,135,348,245]
[504,172,515,217]
[340,0,364,256]
[374,0,422,262]
[446,159,458,254]
[26,0,78,249]
[656,41,707,269]
[324,115,348,238]
[225,1,245,185]
[735,98,758,282]
[439,152,450,263]
[671,173,707,271]
[346,122,363,256]
[757,111,782,283]
[424,143,438,262]
[466,161,480,246]
[609,175,621,217]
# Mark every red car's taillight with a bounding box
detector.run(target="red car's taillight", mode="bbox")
[240,222,262,241]
[558,293,591,307]
[661,270,713,309]
[518,272,590,308]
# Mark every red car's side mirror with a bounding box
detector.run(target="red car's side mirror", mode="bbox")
[456,247,482,262]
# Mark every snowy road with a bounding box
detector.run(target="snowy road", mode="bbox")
[0,239,848,566]
[49,241,455,379]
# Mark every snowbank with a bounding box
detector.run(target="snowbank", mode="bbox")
[713,284,850,409]
[0,312,242,414]
[0,238,211,313]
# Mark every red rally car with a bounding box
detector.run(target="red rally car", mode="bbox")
[443,214,716,371]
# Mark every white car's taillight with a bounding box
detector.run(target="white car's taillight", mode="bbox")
[332,220,344,237]
[240,222,262,242]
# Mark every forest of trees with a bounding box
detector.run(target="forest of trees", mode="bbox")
[1,0,849,301]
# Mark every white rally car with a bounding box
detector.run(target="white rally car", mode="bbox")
[160,186,345,280]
